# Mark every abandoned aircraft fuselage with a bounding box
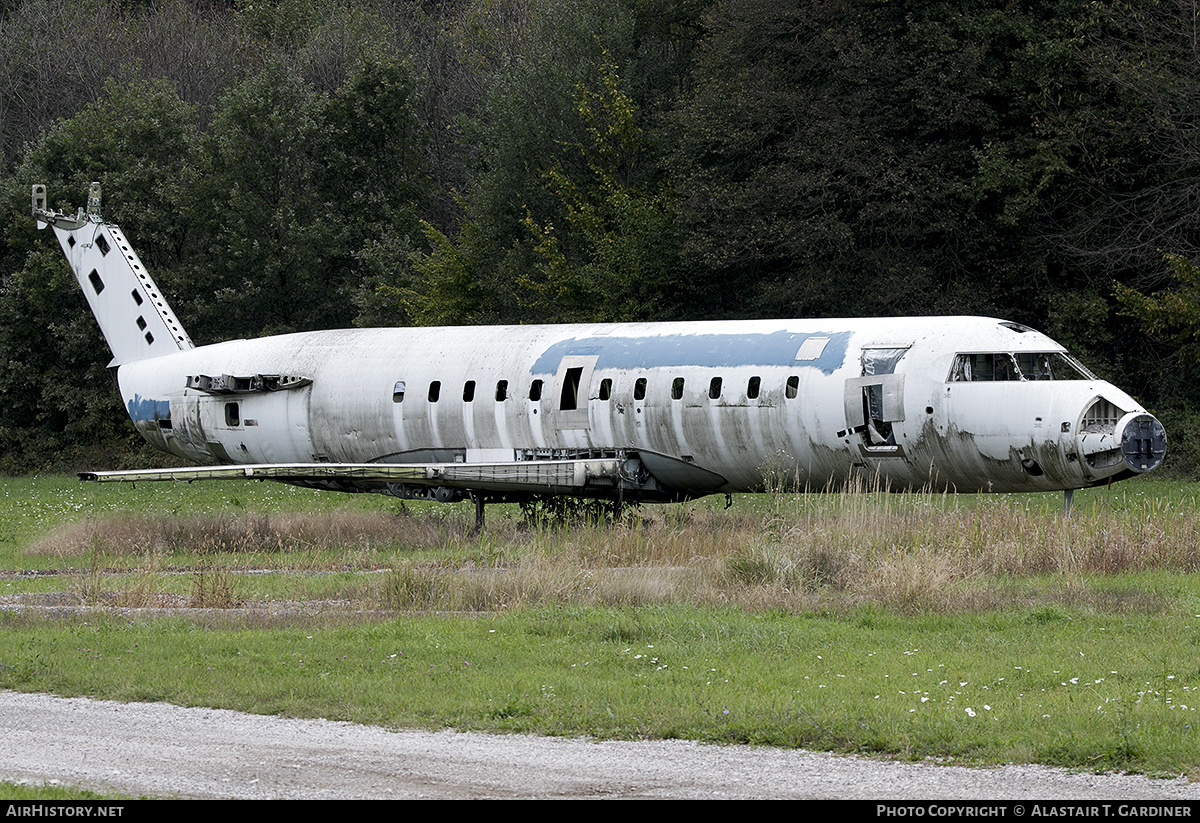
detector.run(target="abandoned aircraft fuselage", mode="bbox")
[33,184,1167,503]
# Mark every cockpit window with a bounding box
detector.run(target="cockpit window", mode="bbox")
[950,353,1020,382]
[1014,352,1095,381]
[949,352,1095,382]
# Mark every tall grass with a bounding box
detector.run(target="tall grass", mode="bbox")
[29,509,444,558]
[16,481,1199,617]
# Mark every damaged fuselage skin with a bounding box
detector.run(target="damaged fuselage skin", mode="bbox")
[33,184,1167,505]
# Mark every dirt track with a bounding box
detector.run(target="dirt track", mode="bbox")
[2,690,1199,799]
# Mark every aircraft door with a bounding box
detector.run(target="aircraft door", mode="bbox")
[843,347,910,472]
[551,354,598,447]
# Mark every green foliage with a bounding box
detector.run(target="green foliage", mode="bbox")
[1041,1,1200,277]
[12,74,197,263]
[235,0,344,50]
[183,54,429,340]
[184,60,338,338]
[667,0,1097,321]
[1116,254,1200,363]
[1113,255,1200,470]
[384,220,490,327]
[522,53,680,321]
[0,24,431,460]
[397,0,665,325]
[0,76,198,470]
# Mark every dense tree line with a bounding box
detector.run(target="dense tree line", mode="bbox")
[1,0,1199,473]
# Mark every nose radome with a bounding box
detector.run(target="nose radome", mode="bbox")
[1118,413,1167,473]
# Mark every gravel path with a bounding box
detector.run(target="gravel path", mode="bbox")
[2,690,1198,799]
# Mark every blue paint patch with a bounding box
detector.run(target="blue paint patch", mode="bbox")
[127,394,170,422]
[530,330,853,375]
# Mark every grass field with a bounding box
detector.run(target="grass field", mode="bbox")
[2,475,1199,779]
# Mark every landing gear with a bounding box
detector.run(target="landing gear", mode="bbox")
[471,491,486,534]
[1064,488,1074,516]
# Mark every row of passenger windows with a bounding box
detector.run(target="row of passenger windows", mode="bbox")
[392,375,802,404]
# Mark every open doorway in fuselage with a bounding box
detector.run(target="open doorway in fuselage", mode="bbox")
[843,346,909,454]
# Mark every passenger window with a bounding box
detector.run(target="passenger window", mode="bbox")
[599,378,612,400]
[529,379,543,401]
[633,377,647,400]
[225,402,240,427]
[785,376,799,399]
[747,376,761,399]
[392,381,406,403]
[671,377,685,400]
[428,381,441,402]
[463,380,476,402]
[709,377,722,399]
[495,380,508,401]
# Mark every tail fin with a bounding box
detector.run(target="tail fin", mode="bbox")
[33,183,193,366]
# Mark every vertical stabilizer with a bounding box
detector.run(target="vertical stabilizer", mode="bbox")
[32,183,193,366]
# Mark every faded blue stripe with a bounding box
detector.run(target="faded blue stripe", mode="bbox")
[127,394,170,422]
[531,331,853,375]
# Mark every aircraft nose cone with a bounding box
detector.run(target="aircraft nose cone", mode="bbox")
[1119,413,1167,473]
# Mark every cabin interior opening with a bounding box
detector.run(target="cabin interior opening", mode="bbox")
[560,367,583,410]
[862,386,895,446]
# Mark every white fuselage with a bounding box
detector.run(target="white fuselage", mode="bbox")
[115,316,1161,496]
[34,190,1164,502]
